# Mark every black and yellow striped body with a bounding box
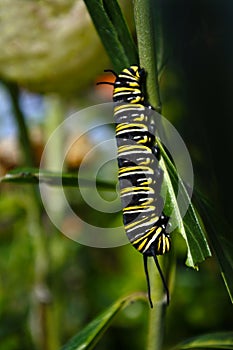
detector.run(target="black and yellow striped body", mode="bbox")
[98,65,171,306]
[113,66,170,260]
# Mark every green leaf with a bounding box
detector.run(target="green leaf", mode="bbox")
[134,0,210,269]
[83,0,138,71]
[60,293,146,350]
[193,192,233,303]
[152,2,169,78]
[176,332,233,350]
[134,0,161,110]
[183,203,211,267]
[0,168,116,191]
[158,141,211,268]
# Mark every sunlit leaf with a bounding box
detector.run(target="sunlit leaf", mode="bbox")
[60,293,146,350]
[0,168,116,191]
[158,141,211,268]
[176,331,233,349]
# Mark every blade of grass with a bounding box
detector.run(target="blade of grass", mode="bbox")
[0,169,116,191]
[134,0,162,112]
[158,140,212,267]
[60,293,146,350]
[176,331,233,350]
[2,81,35,166]
[103,0,138,64]
[83,0,138,71]
[2,83,59,349]
[193,191,233,302]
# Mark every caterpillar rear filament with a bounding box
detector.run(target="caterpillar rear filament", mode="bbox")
[98,65,171,307]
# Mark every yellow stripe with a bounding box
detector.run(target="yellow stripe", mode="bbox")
[140,178,153,186]
[133,227,162,250]
[139,158,151,165]
[138,239,147,251]
[114,87,141,93]
[119,165,153,174]
[114,104,145,113]
[118,145,151,152]
[142,227,163,253]
[125,215,159,231]
[134,115,148,122]
[120,66,140,79]
[133,226,157,244]
[123,205,155,212]
[165,237,170,251]
[137,136,153,144]
[116,123,148,132]
[120,186,154,194]
[138,197,154,205]
[125,216,148,230]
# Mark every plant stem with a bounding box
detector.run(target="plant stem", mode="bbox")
[4,81,35,166]
[145,258,167,350]
[4,82,59,350]
[134,0,162,112]
[134,1,167,349]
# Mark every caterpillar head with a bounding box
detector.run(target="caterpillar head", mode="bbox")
[113,65,145,104]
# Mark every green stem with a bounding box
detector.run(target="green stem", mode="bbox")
[4,83,59,350]
[146,258,167,350]
[4,81,43,212]
[134,1,167,349]
[4,81,35,166]
[134,0,162,112]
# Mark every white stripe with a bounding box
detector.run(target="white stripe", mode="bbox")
[114,107,145,115]
[116,128,148,135]
[123,208,155,215]
[118,150,150,157]
[114,90,140,96]
[126,217,159,234]
[119,170,153,177]
[120,189,154,197]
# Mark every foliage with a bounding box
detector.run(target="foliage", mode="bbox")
[0,0,232,350]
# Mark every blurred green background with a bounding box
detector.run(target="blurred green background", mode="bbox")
[0,1,232,349]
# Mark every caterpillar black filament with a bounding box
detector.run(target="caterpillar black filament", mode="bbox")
[98,65,171,307]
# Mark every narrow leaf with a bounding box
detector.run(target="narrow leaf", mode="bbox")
[176,332,233,350]
[103,0,138,64]
[134,0,161,110]
[60,293,146,350]
[183,205,211,267]
[193,192,233,302]
[0,168,116,191]
[83,0,138,71]
[158,141,211,267]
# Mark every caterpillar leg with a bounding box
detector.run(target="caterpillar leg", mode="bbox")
[152,254,170,305]
[143,252,170,308]
[143,254,153,308]
[151,144,161,160]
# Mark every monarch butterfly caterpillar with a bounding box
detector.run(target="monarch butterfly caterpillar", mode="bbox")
[97,65,171,307]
